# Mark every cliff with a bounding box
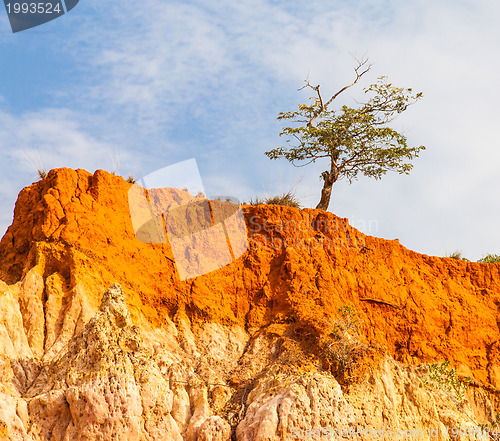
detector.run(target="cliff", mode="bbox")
[0,167,499,440]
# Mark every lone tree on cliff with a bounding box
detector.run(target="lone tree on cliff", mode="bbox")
[265,58,425,211]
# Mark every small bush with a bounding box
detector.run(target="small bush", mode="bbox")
[264,190,301,208]
[423,361,471,404]
[244,191,301,207]
[126,175,136,184]
[37,169,47,180]
[320,305,368,383]
[446,250,469,261]
[245,197,265,206]
[478,254,500,264]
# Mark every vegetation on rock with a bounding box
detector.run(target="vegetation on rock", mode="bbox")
[266,58,425,211]
[447,250,470,261]
[423,361,471,404]
[37,169,47,180]
[478,254,500,264]
[319,304,371,383]
[246,190,301,208]
[1,168,500,439]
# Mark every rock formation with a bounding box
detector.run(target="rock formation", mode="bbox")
[0,168,499,440]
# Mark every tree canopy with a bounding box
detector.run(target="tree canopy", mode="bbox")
[265,59,425,211]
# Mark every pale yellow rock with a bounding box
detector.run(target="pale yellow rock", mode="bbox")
[347,358,478,441]
[0,281,499,441]
[0,393,32,441]
[197,416,232,441]
[18,268,45,360]
[185,387,211,441]
[43,272,68,353]
[237,372,355,441]
[0,286,32,359]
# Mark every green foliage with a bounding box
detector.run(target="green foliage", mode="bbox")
[265,63,425,210]
[445,251,500,263]
[126,175,136,184]
[320,304,367,382]
[424,361,471,404]
[446,250,470,261]
[479,413,500,440]
[267,77,425,179]
[266,77,425,177]
[478,254,500,264]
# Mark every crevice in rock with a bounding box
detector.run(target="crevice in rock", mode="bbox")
[42,285,48,356]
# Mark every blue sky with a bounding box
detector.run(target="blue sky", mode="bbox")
[0,0,499,260]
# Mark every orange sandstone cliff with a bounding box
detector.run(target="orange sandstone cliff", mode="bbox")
[0,167,499,440]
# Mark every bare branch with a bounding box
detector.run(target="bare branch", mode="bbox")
[291,158,317,168]
[323,57,371,109]
[305,57,372,127]
[292,155,329,167]
[292,133,305,146]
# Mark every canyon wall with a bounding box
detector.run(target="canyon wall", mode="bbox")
[0,168,499,440]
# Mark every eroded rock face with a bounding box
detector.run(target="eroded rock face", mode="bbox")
[1,168,500,385]
[25,283,179,441]
[0,281,497,441]
[237,372,355,441]
[0,283,234,441]
[0,168,500,440]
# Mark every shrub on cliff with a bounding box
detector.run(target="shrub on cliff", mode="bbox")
[245,197,265,205]
[423,361,471,405]
[478,254,500,264]
[446,250,470,261]
[445,252,500,264]
[246,190,302,208]
[263,191,301,208]
[319,304,369,383]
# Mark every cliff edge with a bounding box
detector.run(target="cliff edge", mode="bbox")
[0,168,499,440]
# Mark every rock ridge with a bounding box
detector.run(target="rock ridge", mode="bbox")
[0,167,500,440]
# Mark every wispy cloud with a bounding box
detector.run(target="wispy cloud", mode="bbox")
[0,107,135,232]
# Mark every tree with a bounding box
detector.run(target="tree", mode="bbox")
[265,58,426,211]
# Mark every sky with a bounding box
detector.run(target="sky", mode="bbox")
[0,0,499,261]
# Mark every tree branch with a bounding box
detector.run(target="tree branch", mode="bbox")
[305,57,372,128]
[324,57,371,109]
[291,153,331,167]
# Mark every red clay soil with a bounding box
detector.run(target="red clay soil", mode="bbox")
[1,168,500,386]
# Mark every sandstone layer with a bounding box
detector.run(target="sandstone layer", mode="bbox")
[0,168,499,440]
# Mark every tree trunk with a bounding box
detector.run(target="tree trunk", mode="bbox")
[316,171,336,211]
